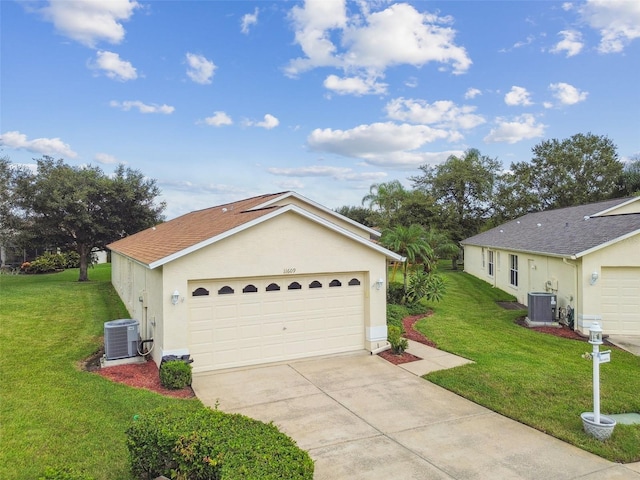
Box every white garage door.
[601,267,640,335]
[188,273,365,372]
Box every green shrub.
[22,251,81,274]
[38,467,95,480]
[126,406,314,480]
[387,325,408,354]
[386,304,409,329]
[159,360,192,390]
[386,282,405,305]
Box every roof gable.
[108,192,403,267]
[462,197,640,258]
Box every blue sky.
[2,0,639,219]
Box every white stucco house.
[461,197,640,336]
[107,192,404,373]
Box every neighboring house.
[461,197,640,336]
[107,192,404,373]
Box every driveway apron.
[192,352,640,480]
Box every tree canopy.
[7,157,165,281]
[495,133,623,220]
[410,148,501,242]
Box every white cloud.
[202,111,233,126]
[580,0,640,53]
[286,1,471,93]
[549,82,588,105]
[110,100,174,114]
[562,3,574,11]
[186,53,216,84]
[0,130,78,158]
[41,0,139,48]
[504,86,533,106]
[323,74,387,95]
[91,50,137,81]
[245,114,280,129]
[307,122,459,167]
[241,7,259,34]
[464,88,482,99]
[484,114,546,144]
[267,165,387,182]
[94,153,120,164]
[385,97,485,131]
[550,30,583,57]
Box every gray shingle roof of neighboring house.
[461,197,640,258]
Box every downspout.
[563,257,578,331]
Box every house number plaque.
[283,268,296,274]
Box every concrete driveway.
[193,352,640,479]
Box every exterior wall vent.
[104,319,139,360]
[527,292,557,323]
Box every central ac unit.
[104,319,139,360]
[527,292,556,323]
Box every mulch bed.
[378,313,435,365]
[81,347,195,399]
[81,314,604,396]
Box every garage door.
[601,267,640,335]
[188,273,365,372]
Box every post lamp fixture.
[588,322,603,424]
[171,290,180,305]
[580,321,616,440]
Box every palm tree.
[381,224,433,292]
[361,180,408,228]
[422,228,460,272]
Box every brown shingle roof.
[107,192,288,266]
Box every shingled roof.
[461,197,640,258]
[108,191,401,268]
[108,192,286,266]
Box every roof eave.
[250,191,382,239]
[147,204,403,269]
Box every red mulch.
[514,317,590,341]
[378,313,435,365]
[83,315,598,394]
[82,348,195,399]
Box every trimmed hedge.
[126,406,314,480]
[159,360,192,389]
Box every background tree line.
[336,132,639,296]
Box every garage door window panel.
[192,287,210,296]
[218,286,234,295]
[243,284,258,293]
[266,283,280,291]
[288,281,302,290]
[329,279,342,287]
[309,281,322,288]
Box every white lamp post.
[588,322,603,424]
[580,322,616,440]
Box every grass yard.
[0,265,202,480]
[415,266,640,463]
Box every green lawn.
[416,266,640,463]
[0,265,201,480]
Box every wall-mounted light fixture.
[375,278,384,290]
[590,271,599,285]
[171,290,180,305]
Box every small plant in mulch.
[388,325,409,354]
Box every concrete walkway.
[607,335,640,356]
[192,352,640,479]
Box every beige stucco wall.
[278,196,375,239]
[111,252,165,365]
[577,232,640,333]
[597,199,640,216]
[158,210,389,361]
[464,231,640,334]
[463,245,578,316]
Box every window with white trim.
[509,254,518,287]
[488,250,494,277]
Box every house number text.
[283,268,296,274]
